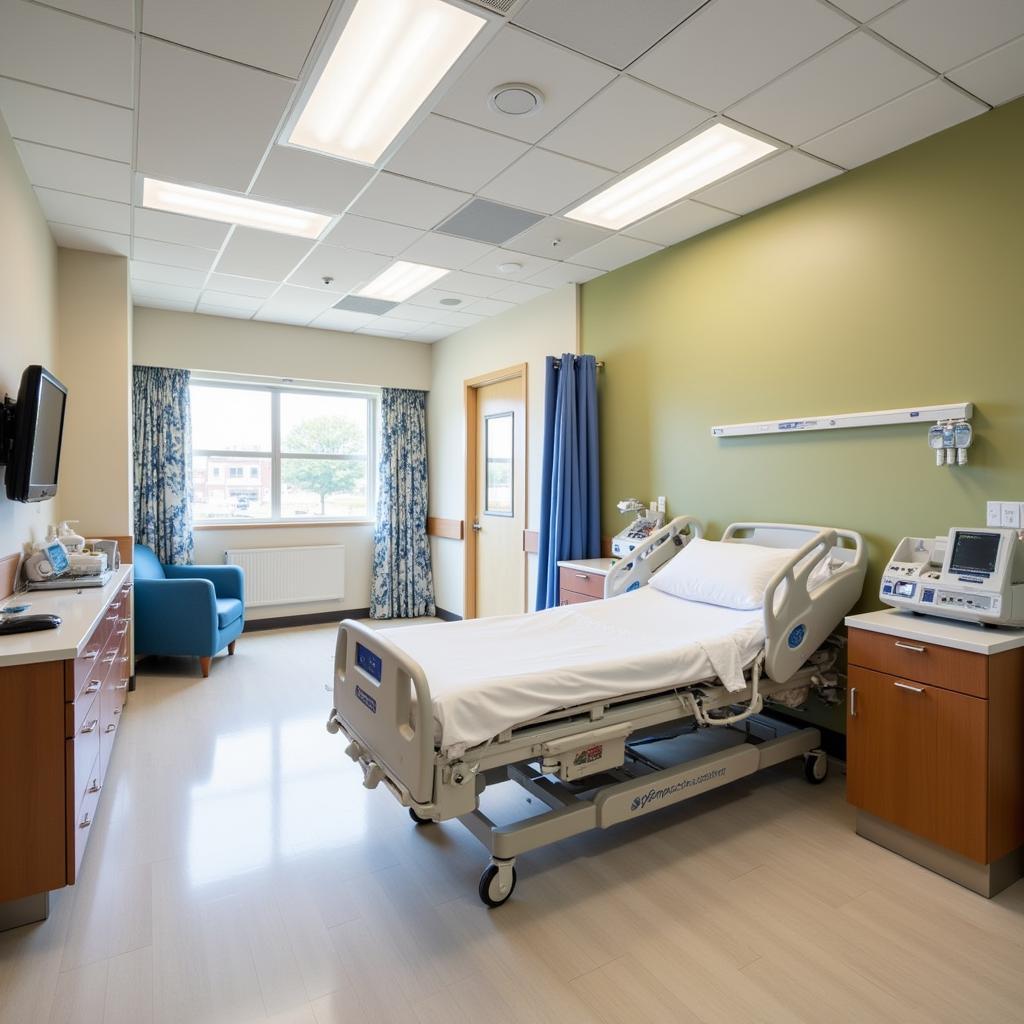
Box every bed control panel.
[356,642,382,682]
[540,723,631,781]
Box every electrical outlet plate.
[1002,503,1022,529]
[987,501,1004,527]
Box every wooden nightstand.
[845,609,1024,896]
[556,558,615,606]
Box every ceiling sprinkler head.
[322,275,334,286]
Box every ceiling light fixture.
[355,260,450,302]
[142,178,331,239]
[565,123,777,231]
[289,0,486,165]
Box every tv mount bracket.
[0,395,16,466]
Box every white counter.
[556,557,616,576]
[0,565,133,667]
[845,608,1024,655]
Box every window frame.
[190,378,379,526]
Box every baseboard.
[434,606,462,622]
[243,608,370,632]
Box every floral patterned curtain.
[370,388,435,619]
[132,365,194,564]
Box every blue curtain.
[371,388,436,619]
[535,354,600,610]
[132,365,194,565]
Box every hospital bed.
[326,518,866,906]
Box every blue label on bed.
[354,685,377,714]
[787,624,806,649]
[356,642,382,681]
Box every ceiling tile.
[385,115,529,193]
[407,288,482,310]
[358,315,425,336]
[398,233,494,270]
[15,141,129,203]
[205,273,279,298]
[513,0,701,70]
[195,303,252,320]
[525,262,604,288]
[0,1,134,106]
[406,325,453,342]
[35,187,129,233]
[504,217,611,260]
[631,0,853,112]
[133,237,219,271]
[479,149,613,215]
[463,248,558,281]
[131,261,208,288]
[216,227,314,280]
[249,145,374,215]
[435,26,616,144]
[255,285,338,325]
[36,0,134,30]
[348,173,470,230]
[872,0,1024,72]
[436,198,542,245]
[136,37,295,192]
[695,150,841,214]
[196,290,264,312]
[490,281,550,304]
[357,325,412,339]
[0,79,133,162]
[141,0,330,78]
[625,199,736,246]
[541,77,709,172]
[948,35,1024,106]
[310,309,377,332]
[132,207,230,250]
[573,235,662,271]
[134,296,194,312]
[427,308,485,328]
[829,0,900,20]
[461,297,516,317]
[49,222,130,256]
[286,247,390,292]
[803,80,987,168]
[383,304,441,324]
[324,216,423,256]
[131,281,200,305]
[428,271,507,297]
[727,32,934,144]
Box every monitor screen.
[30,375,66,488]
[949,531,1000,575]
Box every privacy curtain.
[132,365,195,565]
[371,388,436,619]
[536,353,601,610]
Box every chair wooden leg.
[228,640,236,655]
[199,656,212,678]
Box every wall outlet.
[987,501,1004,527]
[1001,502,1022,529]
[657,495,666,514]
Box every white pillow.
[649,537,794,610]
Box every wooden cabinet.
[845,612,1024,896]
[557,559,613,606]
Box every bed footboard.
[327,620,435,805]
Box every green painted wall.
[582,97,1024,612]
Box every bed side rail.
[604,515,704,598]
[328,620,435,804]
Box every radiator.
[224,545,345,606]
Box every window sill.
[194,519,375,531]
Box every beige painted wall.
[581,97,1024,613]
[57,248,133,538]
[0,112,59,558]
[428,285,578,616]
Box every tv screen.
[4,365,68,503]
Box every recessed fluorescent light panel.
[289,0,486,165]
[355,261,449,302]
[142,179,331,239]
[566,124,777,231]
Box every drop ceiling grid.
[0,0,1016,340]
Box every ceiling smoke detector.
[497,261,523,274]
[439,297,462,306]
[488,83,543,117]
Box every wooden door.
[473,377,525,618]
[847,665,988,862]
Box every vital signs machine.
[880,527,1024,627]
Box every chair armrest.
[134,578,219,654]
[164,564,245,602]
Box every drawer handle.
[894,641,926,653]
[82,648,100,660]
[102,653,117,665]
[105,613,118,622]
[84,681,101,695]
[574,573,590,580]
[849,686,857,717]
[894,682,925,694]
[81,718,98,734]
[115,681,128,691]
[88,779,101,794]
[113,707,121,716]
[105,723,116,733]
[79,813,92,829]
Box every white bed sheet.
[380,588,765,756]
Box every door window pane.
[280,392,367,455]
[484,412,513,516]
[191,385,271,452]
[193,455,272,520]
[281,457,368,518]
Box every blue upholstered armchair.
[133,544,245,677]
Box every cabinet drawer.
[69,753,101,884]
[559,589,598,606]
[69,690,101,794]
[69,638,105,702]
[68,669,104,737]
[558,567,605,599]
[848,627,987,698]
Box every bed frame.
[327,521,866,906]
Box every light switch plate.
[987,501,1004,527]
[1001,502,1021,529]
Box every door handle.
[894,682,925,694]
[472,521,482,533]
[849,686,857,717]
[894,641,926,653]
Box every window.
[484,412,513,516]
[190,380,377,523]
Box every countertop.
[0,565,133,667]
[556,557,616,576]
[845,608,1024,655]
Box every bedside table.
[556,558,615,605]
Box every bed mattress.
[380,588,766,756]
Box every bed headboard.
[721,522,862,566]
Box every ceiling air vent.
[465,0,517,15]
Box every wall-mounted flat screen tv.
[3,365,68,503]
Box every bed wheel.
[803,750,828,784]
[409,807,433,825]
[478,861,517,908]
